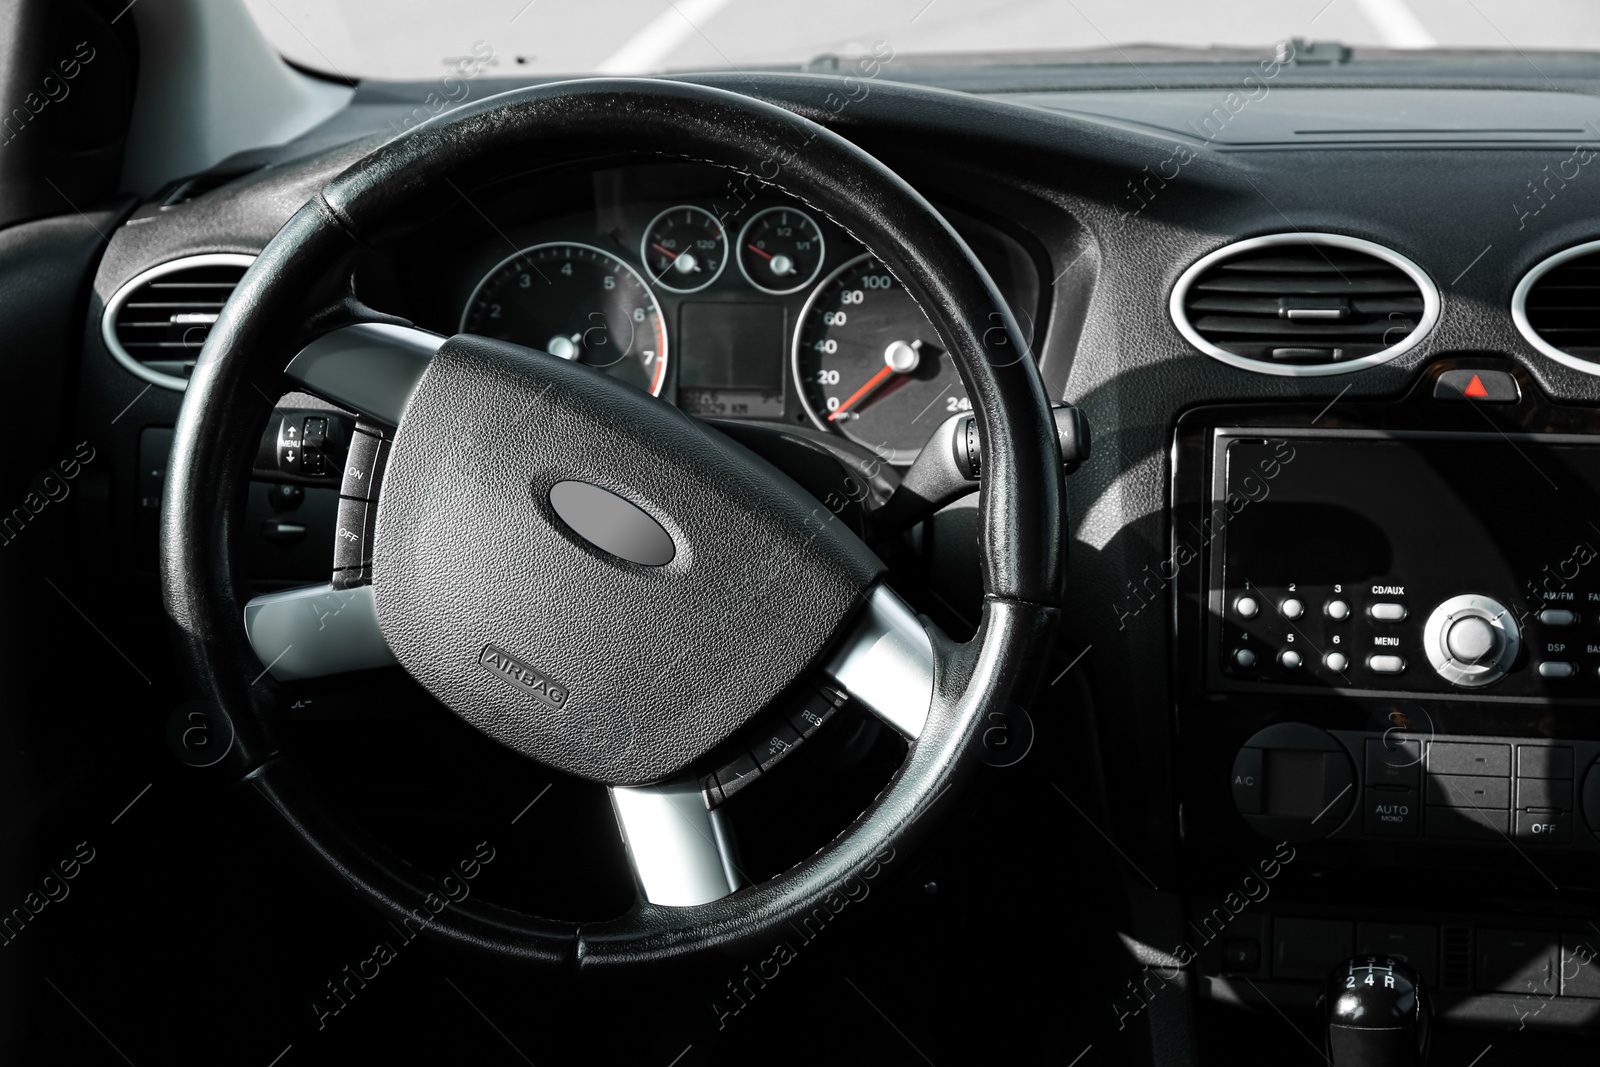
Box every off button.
[1514,810,1571,844]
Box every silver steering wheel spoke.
[243,583,397,682]
[283,322,445,425]
[609,777,741,907]
[822,584,935,741]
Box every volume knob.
[1423,594,1520,688]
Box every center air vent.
[1171,233,1439,376]
[1512,239,1600,374]
[102,253,255,390]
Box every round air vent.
[101,253,256,390]
[1171,233,1439,376]
[1512,239,1600,374]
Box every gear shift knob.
[1323,956,1430,1066]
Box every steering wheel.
[161,78,1065,974]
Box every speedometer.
[460,242,668,396]
[793,254,967,464]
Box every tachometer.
[460,242,668,396]
[793,253,967,465]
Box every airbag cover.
[372,334,882,785]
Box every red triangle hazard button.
[1433,368,1518,402]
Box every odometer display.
[460,242,668,396]
[793,254,966,464]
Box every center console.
[1172,357,1600,1034]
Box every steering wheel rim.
[162,77,1065,974]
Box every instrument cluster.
[392,161,1043,463]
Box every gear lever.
[1322,956,1430,1066]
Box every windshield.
[242,0,1600,81]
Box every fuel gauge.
[737,206,825,294]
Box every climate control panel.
[1230,726,1600,850]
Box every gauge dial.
[460,242,668,396]
[737,206,825,294]
[640,205,728,293]
[794,254,967,464]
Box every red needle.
[746,243,774,260]
[828,365,895,422]
[652,243,678,259]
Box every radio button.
[1233,648,1257,669]
[1279,649,1303,670]
[1236,596,1260,618]
[1281,598,1304,619]
[1325,600,1350,620]
[1538,661,1576,679]
[1446,616,1499,663]
[1539,608,1578,627]
[1324,651,1349,672]
[1368,654,1406,674]
[1370,603,1408,622]
[1422,594,1520,687]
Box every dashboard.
[60,63,1600,1061]
[377,161,1043,464]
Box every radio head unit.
[1207,429,1599,700]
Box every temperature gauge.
[640,205,728,293]
[737,206,825,294]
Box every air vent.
[1171,233,1439,376]
[1513,239,1600,374]
[101,254,255,390]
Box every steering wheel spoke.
[609,777,741,906]
[242,582,397,682]
[820,584,935,741]
[283,322,445,425]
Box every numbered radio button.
[1233,648,1258,669]
[1324,651,1349,672]
[1235,596,1260,619]
[1279,649,1303,670]
[1281,598,1304,619]
[1325,600,1350,620]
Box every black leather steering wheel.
[161,78,1064,975]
